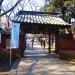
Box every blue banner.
[11,23,20,48]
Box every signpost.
[11,23,20,48]
[10,23,20,69]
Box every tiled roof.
[13,11,70,26]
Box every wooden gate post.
[48,33,51,53]
[21,33,26,57]
[24,33,26,50]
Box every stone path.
[16,41,75,75]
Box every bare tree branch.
[0,0,23,17]
[0,0,4,5]
[19,0,30,10]
[29,1,34,11]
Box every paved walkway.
[15,41,75,75]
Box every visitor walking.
[32,37,34,47]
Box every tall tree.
[41,0,75,22]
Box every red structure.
[0,31,25,60]
[55,33,75,59]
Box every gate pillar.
[48,33,51,53]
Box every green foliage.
[42,4,55,13]
[40,0,75,21]
[52,0,64,7]
[64,0,75,7]
[41,0,75,13]
[64,14,69,22]
[64,1,71,7]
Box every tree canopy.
[41,0,75,15]
[41,0,75,22]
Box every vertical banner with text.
[11,23,20,48]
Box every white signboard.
[11,23,20,48]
